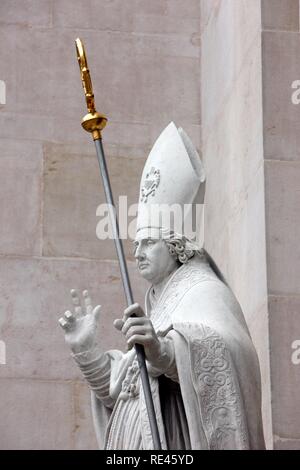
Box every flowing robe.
[75,256,265,449]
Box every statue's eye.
[147,239,155,246]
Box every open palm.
[59,289,101,355]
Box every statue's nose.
[134,245,145,260]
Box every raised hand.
[58,289,101,355]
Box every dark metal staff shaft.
[94,139,133,304]
[75,38,161,450]
[94,139,161,450]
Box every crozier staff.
[59,38,161,449]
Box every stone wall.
[0,1,201,449]
[262,0,300,450]
[200,0,272,447]
[201,0,300,450]
[1,0,299,451]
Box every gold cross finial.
[75,38,107,140]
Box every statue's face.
[134,238,178,284]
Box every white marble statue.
[59,123,265,450]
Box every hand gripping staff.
[75,38,161,450]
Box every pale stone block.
[0,26,56,118]
[54,29,200,125]
[0,23,200,147]
[202,40,265,317]
[0,112,200,164]
[226,164,267,320]
[53,118,201,157]
[0,258,147,381]
[263,31,300,161]
[200,0,220,34]
[262,0,299,31]
[202,41,264,230]
[201,0,261,131]
[269,295,300,439]
[0,139,42,256]
[205,163,267,323]
[53,0,200,34]
[0,112,55,143]
[0,113,151,150]
[0,0,52,27]
[204,166,271,448]
[133,14,199,36]
[0,24,199,127]
[73,382,98,450]
[200,4,269,437]
[0,379,74,449]
[274,437,300,450]
[265,161,300,295]
[43,142,144,260]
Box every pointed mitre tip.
[152,121,179,147]
[153,122,205,183]
[162,121,177,133]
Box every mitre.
[135,122,205,247]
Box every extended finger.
[83,290,93,314]
[63,310,75,323]
[113,318,124,331]
[123,303,145,321]
[58,317,70,331]
[93,305,101,321]
[71,289,83,316]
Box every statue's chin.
[138,266,155,283]
[139,271,152,282]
